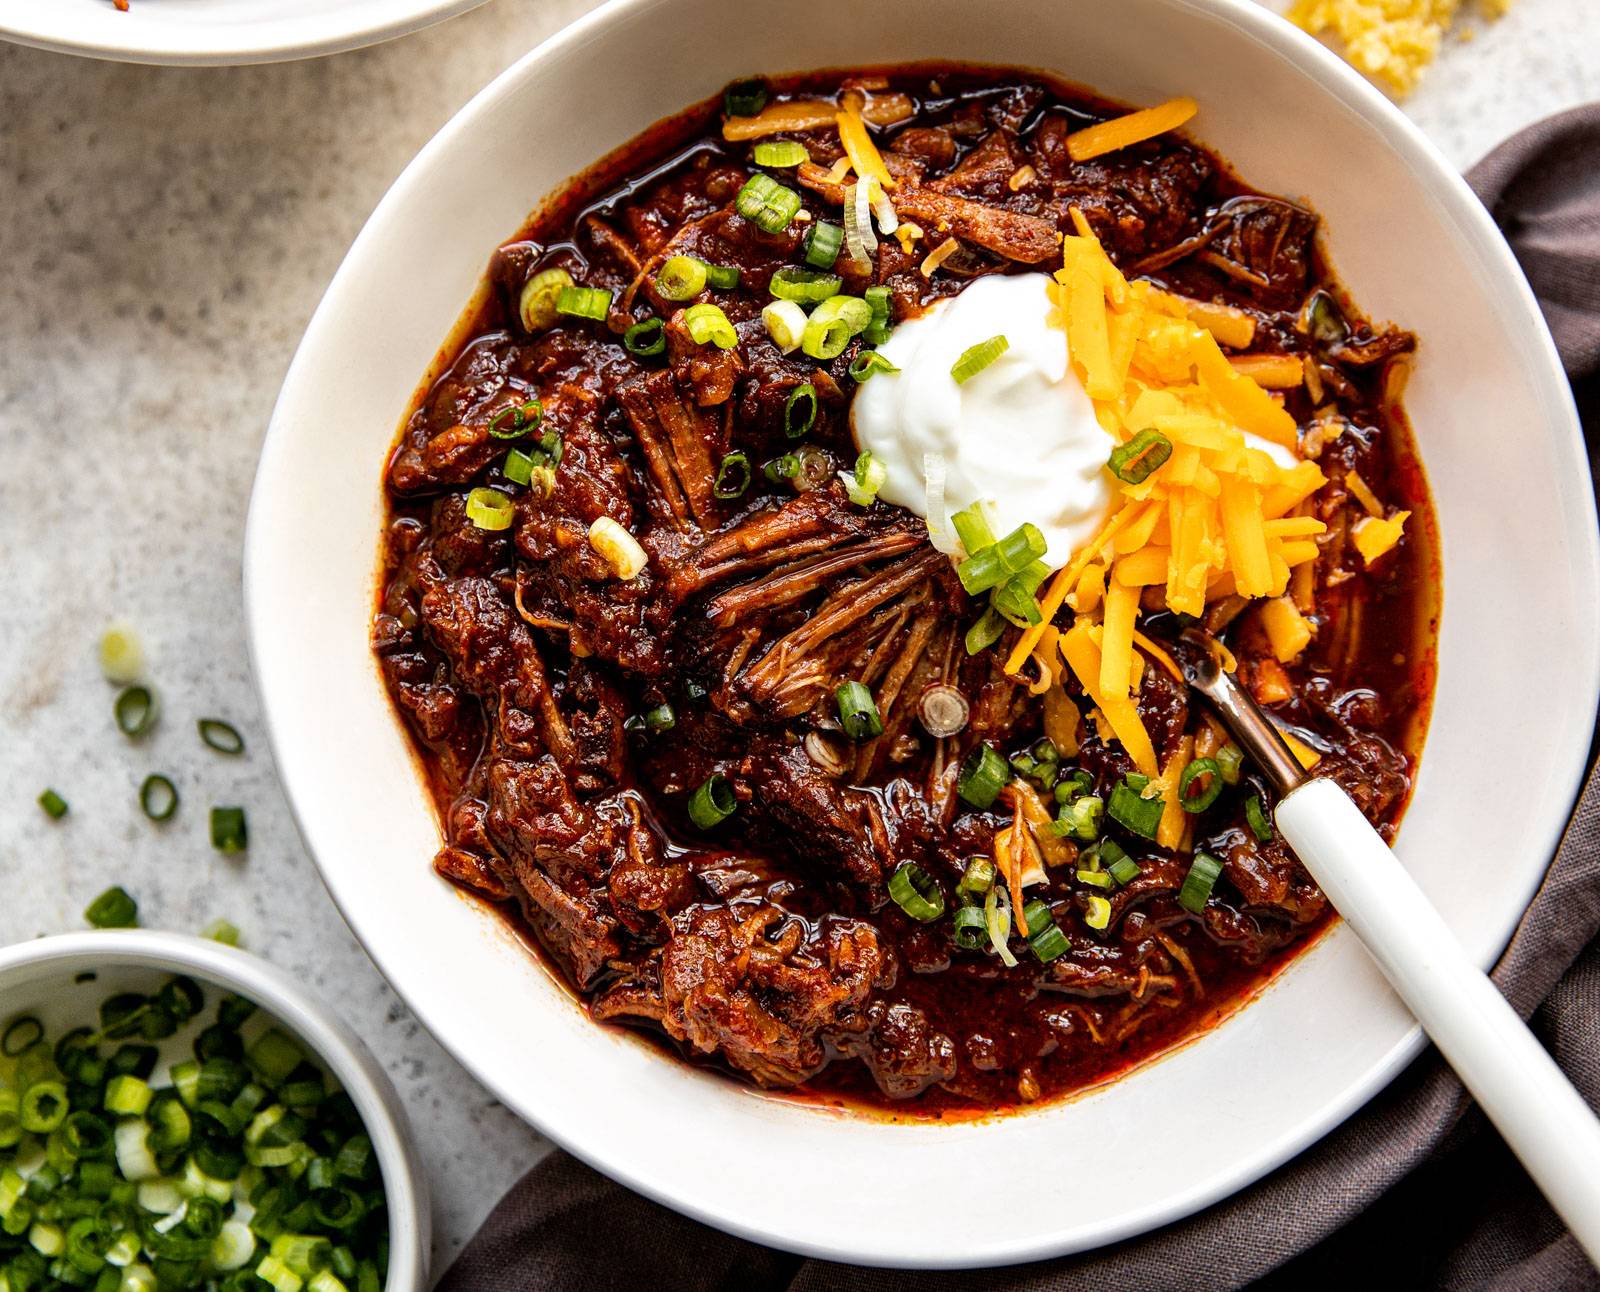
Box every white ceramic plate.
[0,0,488,66]
[245,0,1600,1267]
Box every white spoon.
[1176,629,1600,1263]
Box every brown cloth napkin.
[437,106,1600,1292]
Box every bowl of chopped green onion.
[0,932,426,1291]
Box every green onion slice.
[1178,852,1224,914]
[951,500,998,555]
[848,350,900,382]
[957,523,1046,594]
[1,1017,42,1058]
[763,454,800,484]
[964,608,1006,655]
[956,857,996,901]
[784,384,818,439]
[643,703,676,734]
[114,686,158,739]
[769,267,842,305]
[1084,894,1112,931]
[687,774,736,829]
[38,789,68,820]
[1179,757,1223,813]
[210,807,248,854]
[887,863,945,923]
[1108,428,1174,485]
[984,885,1019,968]
[952,905,988,950]
[713,452,751,500]
[762,299,808,353]
[519,267,574,331]
[1107,778,1164,839]
[503,448,536,487]
[98,621,145,685]
[835,681,883,740]
[1023,900,1069,963]
[951,334,1009,384]
[1216,742,1245,785]
[957,743,1008,810]
[1108,854,1142,886]
[735,173,802,234]
[723,78,768,117]
[1245,794,1274,842]
[465,487,516,532]
[555,285,613,321]
[139,775,178,823]
[752,140,808,167]
[197,718,245,756]
[801,220,843,270]
[844,450,888,506]
[655,255,708,301]
[705,263,741,290]
[84,886,138,930]
[683,302,738,349]
[624,317,667,357]
[487,398,543,440]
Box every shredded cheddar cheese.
[836,93,895,189]
[1352,511,1411,565]
[1067,97,1198,162]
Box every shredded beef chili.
[373,67,1438,1115]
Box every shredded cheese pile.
[1288,0,1513,96]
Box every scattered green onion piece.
[1216,742,1245,785]
[210,808,248,855]
[502,448,536,487]
[1,1018,41,1059]
[761,300,808,354]
[98,622,145,685]
[20,1083,68,1135]
[1107,778,1164,840]
[195,718,246,757]
[990,572,1043,626]
[518,267,574,331]
[1084,894,1113,931]
[464,487,515,532]
[801,294,872,360]
[654,255,708,301]
[1055,795,1104,842]
[1179,757,1223,813]
[103,1076,152,1119]
[623,317,667,357]
[1108,428,1173,485]
[1022,901,1069,963]
[983,886,1019,968]
[137,775,178,823]
[801,220,843,270]
[1245,794,1275,842]
[486,398,542,440]
[843,451,888,506]
[705,263,741,290]
[1109,854,1142,886]
[642,704,675,735]
[554,285,613,321]
[38,789,68,820]
[951,334,1009,384]
[763,454,800,485]
[683,302,738,349]
[687,774,736,830]
[734,173,802,234]
[834,682,883,740]
[202,920,241,948]
[113,687,157,739]
[956,857,996,902]
[84,887,138,930]
[848,350,899,382]
[723,78,768,117]
[768,267,842,305]
[1055,769,1094,803]
[951,500,998,556]
[964,608,1006,655]
[783,384,818,439]
[887,863,945,923]
[1178,852,1224,914]
[952,905,988,950]
[863,285,893,347]
[752,140,808,167]
[957,743,1008,810]
[957,522,1046,594]
[1076,867,1113,889]
[713,452,751,500]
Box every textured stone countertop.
[2,0,1598,1275]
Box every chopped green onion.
[1075,868,1113,889]
[957,743,1008,810]
[735,173,802,234]
[196,718,245,756]
[554,285,613,321]
[1245,794,1274,842]
[834,682,882,740]
[1109,854,1142,886]
[114,686,157,739]
[642,703,675,735]
[801,294,872,360]
[138,774,178,823]
[84,887,138,930]
[863,285,893,347]
[848,350,899,382]
[1216,742,1245,785]
[956,857,996,902]
[1108,428,1173,485]
[1055,794,1103,842]
[687,774,736,829]
[465,486,515,532]
[887,863,944,923]
[20,1083,68,1134]
[103,1076,152,1118]
[1055,769,1093,803]
[983,886,1019,968]
[723,78,768,117]
[487,398,542,440]
[683,302,738,349]
[761,299,808,353]
[783,384,818,439]
[952,905,988,950]
[1022,900,1069,962]
[210,808,248,854]
[705,263,741,290]
[519,267,574,331]
[1179,757,1223,813]
[38,789,68,820]
[951,500,998,555]
[203,919,242,946]
[957,523,1046,594]
[965,608,1006,655]
[951,334,1009,384]
[1,1018,41,1058]
[752,140,808,167]
[844,450,888,506]
[801,220,843,269]
[1178,852,1224,914]
[990,570,1044,626]
[98,621,145,685]
[1107,777,1164,839]
[713,452,751,500]
[654,255,708,301]
[763,454,800,484]
[769,267,842,305]
[503,448,536,487]
[623,317,667,357]
[1084,894,1112,931]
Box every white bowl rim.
[0,0,488,67]
[0,931,429,1290]
[243,0,1600,1268]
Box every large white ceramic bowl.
[0,0,487,66]
[0,932,428,1288]
[245,0,1600,1268]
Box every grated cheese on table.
[1287,0,1513,96]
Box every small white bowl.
[0,931,428,1290]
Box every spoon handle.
[1277,777,1600,1262]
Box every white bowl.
[0,0,487,66]
[245,0,1600,1268]
[0,932,428,1289]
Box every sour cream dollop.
[850,273,1113,566]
